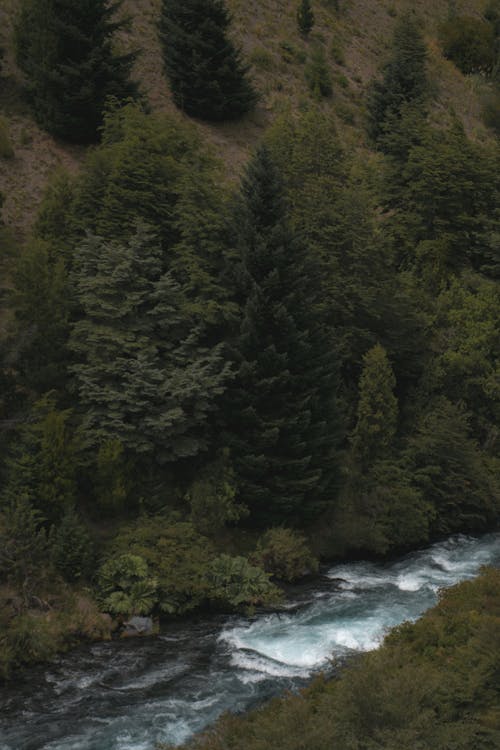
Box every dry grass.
[0,0,494,241]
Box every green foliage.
[186,455,248,535]
[13,237,70,391]
[2,395,81,523]
[97,553,158,617]
[439,16,496,74]
[0,497,48,595]
[390,120,499,279]
[111,517,216,615]
[430,276,500,441]
[222,146,340,525]
[94,439,131,515]
[251,528,318,582]
[14,0,138,142]
[406,398,499,535]
[70,226,230,460]
[0,609,58,679]
[0,117,14,159]
[50,507,94,583]
[297,0,315,36]
[205,554,281,610]
[482,86,500,135]
[305,46,332,98]
[330,457,431,556]
[159,0,257,120]
[72,104,232,325]
[351,344,398,468]
[367,13,427,146]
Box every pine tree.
[297,0,315,36]
[223,147,340,526]
[70,226,230,461]
[351,344,398,469]
[367,13,427,147]
[15,0,138,142]
[159,0,257,120]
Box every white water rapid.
[0,533,499,750]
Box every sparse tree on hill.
[297,0,315,37]
[159,0,257,120]
[15,0,138,143]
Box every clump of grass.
[330,38,345,65]
[250,47,275,71]
[280,40,307,64]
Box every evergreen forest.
[0,2,499,740]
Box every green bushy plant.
[97,553,158,617]
[439,16,496,74]
[252,528,318,582]
[111,517,216,615]
[206,555,282,610]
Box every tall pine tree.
[159,0,257,120]
[15,0,138,142]
[223,147,340,526]
[367,13,427,147]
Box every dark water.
[1,533,499,750]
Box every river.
[1,532,499,750]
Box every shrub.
[111,517,216,615]
[50,507,94,583]
[97,553,158,617]
[439,16,496,74]
[206,555,282,610]
[186,457,247,535]
[482,87,500,134]
[0,117,14,159]
[251,528,318,582]
[305,46,332,98]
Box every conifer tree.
[297,0,315,36]
[367,13,427,147]
[70,226,230,462]
[15,0,138,142]
[223,147,340,526]
[351,344,398,469]
[159,0,257,120]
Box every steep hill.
[0,0,495,239]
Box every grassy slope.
[0,0,495,241]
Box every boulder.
[121,616,154,637]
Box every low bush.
[206,555,282,611]
[439,16,496,74]
[251,528,318,582]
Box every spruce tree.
[15,0,138,142]
[297,0,315,36]
[223,147,340,526]
[159,0,257,120]
[367,13,427,147]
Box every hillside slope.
[0,0,495,239]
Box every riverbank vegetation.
[1,0,500,677]
[168,566,500,750]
